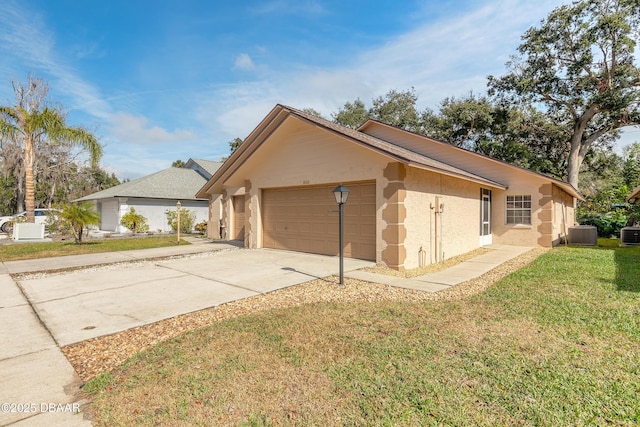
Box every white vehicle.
[0,209,58,234]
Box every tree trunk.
[566,109,598,190]
[24,136,35,223]
[567,136,583,190]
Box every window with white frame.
[506,195,531,225]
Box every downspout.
[433,201,439,263]
[434,196,442,263]
[430,202,434,264]
[439,200,445,262]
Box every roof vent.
[568,225,597,246]
[620,227,640,246]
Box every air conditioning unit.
[620,227,640,246]
[568,225,597,245]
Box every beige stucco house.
[197,105,583,270]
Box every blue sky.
[1,0,638,180]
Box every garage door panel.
[262,182,375,260]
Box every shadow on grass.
[590,238,640,292]
[614,245,640,292]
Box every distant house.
[78,158,222,233]
[197,105,583,271]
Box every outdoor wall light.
[332,184,350,284]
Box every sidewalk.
[0,237,240,275]
[346,244,533,292]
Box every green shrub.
[44,209,70,236]
[58,201,101,244]
[120,207,149,233]
[166,208,196,233]
[194,221,207,235]
[577,209,630,237]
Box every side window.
[506,195,531,225]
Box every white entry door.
[480,188,492,246]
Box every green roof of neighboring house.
[77,159,221,202]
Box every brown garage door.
[262,181,376,260]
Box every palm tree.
[58,201,101,243]
[0,77,102,223]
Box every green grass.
[86,242,640,426]
[0,236,191,261]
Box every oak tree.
[488,0,640,189]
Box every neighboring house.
[196,105,583,270]
[78,158,222,233]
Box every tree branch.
[542,93,578,118]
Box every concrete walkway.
[346,244,534,292]
[0,239,533,426]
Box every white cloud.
[233,53,256,71]
[195,0,566,143]
[109,112,196,145]
[0,1,111,119]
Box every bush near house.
[120,207,149,234]
[166,208,196,234]
[194,221,207,235]
[577,185,640,237]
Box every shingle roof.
[187,158,223,178]
[197,104,508,197]
[77,167,208,201]
[197,104,584,200]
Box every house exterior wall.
[97,198,208,233]
[221,187,244,240]
[489,176,556,247]
[402,167,577,268]
[210,112,579,270]
[403,167,483,269]
[219,117,390,263]
[552,184,577,244]
[208,194,223,239]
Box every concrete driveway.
[1,245,371,425]
[17,248,374,347]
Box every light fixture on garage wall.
[332,184,350,285]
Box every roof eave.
[359,120,585,201]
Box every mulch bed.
[61,248,548,382]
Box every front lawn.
[86,242,640,426]
[0,236,191,262]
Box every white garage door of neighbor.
[100,200,119,231]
